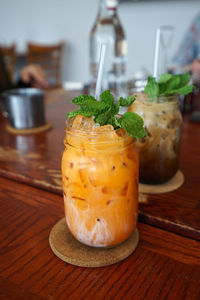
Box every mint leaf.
[158,74,174,94]
[158,73,173,84]
[67,110,84,118]
[72,95,108,114]
[119,95,136,107]
[175,85,194,95]
[144,77,159,99]
[114,100,121,115]
[100,90,114,106]
[166,76,180,91]
[113,95,136,117]
[72,94,96,105]
[99,89,120,119]
[94,107,112,125]
[69,94,109,118]
[175,74,190,88]
[160,76,180,94]
[160,76,180,95]
[68,109,98,119]
[159,83,167,94]
[166,85,194,95]
[118,112,147,139]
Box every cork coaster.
[139,170,184,194]
[49,218,139,267]
[6,122,52,135]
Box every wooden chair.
[0,43,16,81]
[27,42,64,87]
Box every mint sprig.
[118,112,147,139]
[144,73,194,99]
[67,90,147,139]
[144,77,159,100]
[67,95,109,118]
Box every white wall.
[0,0,199,83]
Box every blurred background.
[0,0,199,84]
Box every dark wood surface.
[0,89,76,194]
[0,176,200,300]
[0,89,200,242]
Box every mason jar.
[62,116,139,247]
[129,93,183,184]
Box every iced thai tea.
[62,115,139,247]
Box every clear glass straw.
[153,28,161,80]
[95,43,107,99]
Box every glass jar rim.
[135,92,178,104]
[64,119,134,146]
[65,118,128,136]
[148,94,178,103]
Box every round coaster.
[49,218,139,267]
[139,170,184,194]
[6,122,52,135]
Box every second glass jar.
[129,93,183,184]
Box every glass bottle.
[89,0,128,99]
[62,116,138,247]
[129,93,183,184]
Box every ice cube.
[93,124,114,132]
[93,123,100,129]
[72,115,95,131]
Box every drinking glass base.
[139,170,184,194]
[49,218,139,267]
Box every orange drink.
[62,115,139,247]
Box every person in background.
[0,49,47,94]
[170,14,200,122]
[170,14,200,81]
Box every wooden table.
[0,89,200,299]
[0,89,199,240]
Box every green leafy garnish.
[144,77,159,100]
[67,90,147,139]
[144,73,194,100]
[118,112,147,139]
[158,73,173,84]
[67,95,109,118]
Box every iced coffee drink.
[129,92,183,184]
[62,115,139,247]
